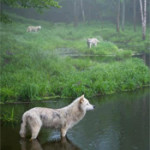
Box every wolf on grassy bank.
[27,26,41,32]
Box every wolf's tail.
[19,114,27,138]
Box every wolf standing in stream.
[19,95,95,140]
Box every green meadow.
[0,14,150,102]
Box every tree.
[0,0,60,8]
[139,0,147,40]
[116,0,121,32]
[73,0,78,26]
[0,0,60,23]
[121,0,126,31]
[133,0,137,32]
[80,0,85,22]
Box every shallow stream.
[1,88,149,150]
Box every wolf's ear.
[79,95,84,103]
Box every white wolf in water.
[27,26,41,32]
[87,38,100,48]
[19,95,95,140]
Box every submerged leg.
[61,128,68,138]
[28,116,42,140]
[20,117,27,138]
[30,125,42,140]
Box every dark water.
[0,88,149,150]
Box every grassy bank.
[1,50,150,102]
[0,13,150,102]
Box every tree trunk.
[143,0,147,40]
[133,0,137,32]
[80,0,85,22]
[73,0,78,27]
[116,0,121,32]
[88,2,92,23]
[122,0,125,31]
[139,0,147,40]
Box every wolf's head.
[79,95,95,111]
[38,26,41,29]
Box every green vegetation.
[0,14,150,102]
[0,107,18,125]
[99,26,150,54]
[1,0,60,9]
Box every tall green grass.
[0,107,18,125]
[1,46,150,102]
[0,13,150,102]
[60,58,150,97]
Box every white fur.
[87,38,100,48]
[27,26,41,32]
[19,95,94,140]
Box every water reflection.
[20,137,81,150]
[1,88,149,150]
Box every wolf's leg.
[30,125,42,140]
[20,117,27,138]
[61,128,68,137]
[89,43,92,48]
[28,116,42,140]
